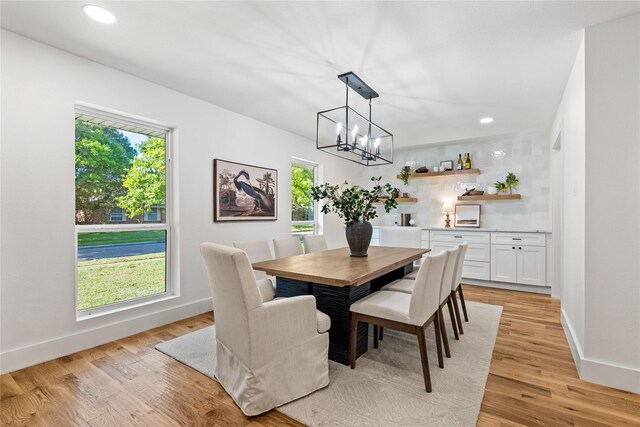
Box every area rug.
[156,300,502,426]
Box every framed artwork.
[214,159,277,222]
[440,160,454,171]
[454,204,480,228]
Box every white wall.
[550,35,586,358]
[583,14,640,391]
[551,14,640,393]
[0,31,354,373]
[362,132,551,231]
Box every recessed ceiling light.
[480,117,494,124]
[83,5,117,24]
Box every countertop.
[373,225,551,234]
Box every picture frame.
[213,159,278,222]
[454,204,480,228]
[440,160,454,171]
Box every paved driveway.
[78,241,165,261]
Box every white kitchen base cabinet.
[516,245,546,286]
[491,244,518,283]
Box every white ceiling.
[2,1,639,147]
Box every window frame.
[143,207,161,222]
[291,158,319,236]
[74,104,174,319]
[109,208,126,222]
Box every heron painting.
[214,159,277,221]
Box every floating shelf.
[457,194,521,201]
[376,197,418,203]
[397,169,481,180]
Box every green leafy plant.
[311,177,397,226]
[400,165,412,185]
[505,172,519,194]
[494,180,507,192]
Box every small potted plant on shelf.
[505,172,519,194]
[494,180,508,193]
[400,165,411,185]
[312,177,397,257]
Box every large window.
[75,106,171,315]
[291,159,318,237]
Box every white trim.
[0,297,213,374]
[561,309,640,393]
[463,278,551,295]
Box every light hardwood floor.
[1,285,639,426]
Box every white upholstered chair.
[349,250,449,392]
[200,243,330,416]
[303,235,328,253]
[273,237,304,258]
[233,240,276,297]
[450,243,469,335]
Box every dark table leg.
[274,262,414,365]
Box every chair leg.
[373,325,379,349]
[438,307,451,358]
[434,312,444,368]
[416,325,432,393]
[458,286,469,322]
[446,297,459,340]
[350,314,358,369]
[451,291,464,335]
[379,326,384,341]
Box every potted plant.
[494,180,507,193]
[400,165,411,185]
[505,172,519,194]
[312,177,397,257]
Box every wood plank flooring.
[2,285,639,426]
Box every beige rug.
[157,300,502,426]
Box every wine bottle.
[457,154,463,170]
[464,153,471,169]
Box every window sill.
[76,293,179,321]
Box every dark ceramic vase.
[345,220,373,257]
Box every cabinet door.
[517,246,546,286]
[491,244,517,283]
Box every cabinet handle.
[512,246,515,249]
[519,247,522,250]
[512,238,522,240]
[454,236,462,238]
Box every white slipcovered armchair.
[200,243,330,416]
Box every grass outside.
[77,252,166,310]
[77,230,166,247]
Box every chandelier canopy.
[316,72,393,166]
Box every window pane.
[75,121,166,225]
[77,230,167,310]
[291,223,315,238]
[291,165,314,222]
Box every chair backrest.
[273,237,304,258]
[451,242,468,291]
[303,235,328,253]
[233,240,273,280]
[410,250,449,325]
[200,243,262,367]
[440,246,461,304]
[379,226,421,248]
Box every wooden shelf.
[397,169,480,179]
[376,197,418,203]
[457,194,521,201]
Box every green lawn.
[291,224,314,234]
[77,230,166,247]
[77,253,166,310]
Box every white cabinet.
[462,260,491,280]
[491,244,518,283]
[490,234,547,287]
[517,245,546,286]
[429,230,491,281]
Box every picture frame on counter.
[440,160,454,171]
[454,204,480,228]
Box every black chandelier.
[316,72,393,166]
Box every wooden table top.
[252,246,430,287]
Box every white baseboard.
[561,309,640,393]
[0,297,213,374]
[462,279,551,295]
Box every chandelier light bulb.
[336,122,342,135]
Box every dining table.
[252,246,430,365]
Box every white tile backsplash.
[363,131,551,230]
